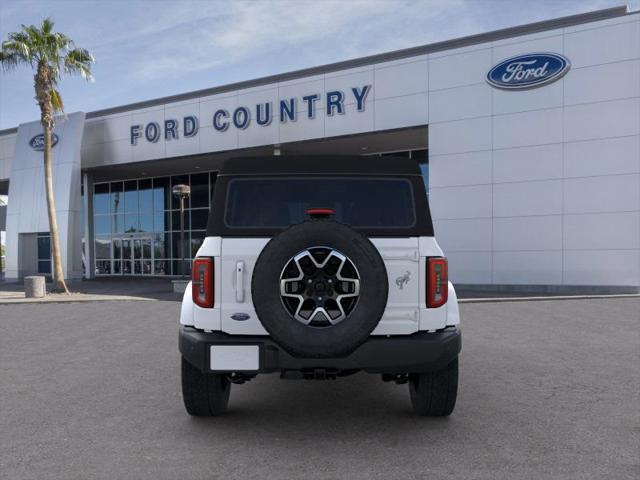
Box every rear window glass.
[224,177,416,229]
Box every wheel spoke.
[280,247,360,327]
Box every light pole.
[172,184,191,278]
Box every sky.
[0,0,637,130]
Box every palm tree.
[0,18,94,293]
[0,196,5,274]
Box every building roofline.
[0,5,631,136]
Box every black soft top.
[218,155,423,177]
[208,155,433,237]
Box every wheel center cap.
[280,247,361,327]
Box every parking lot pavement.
[0,298,638,480]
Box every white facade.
[0,7,638,291]
[428,13,640,289]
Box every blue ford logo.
[487,53,570,90]
[29,133,59,151]
[231,313,250,321]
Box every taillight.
[427,257,448,308]
[192,257,214,308]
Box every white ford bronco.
[179,155,461,416]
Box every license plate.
[210,345,259,371]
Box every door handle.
[236,261,245,302]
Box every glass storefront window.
[190,231,205,257]
[38,260,51,274]
[111,182,123,215]
[112,214,124,234]
[154,260,170,275]
[173,260,191,276]
[171,210,190,231]
[124,213,139,232]
[37,232,52,275]
[94,184,110,214]
[37,234,51,260]
[95,236,111,259]
[191,209,208,230]
[139,212,153,232]
[153,212,168,232]
[153,233,168,258]
[171,232,188,259]
[113,238,122,260]
[153,177,170,211]
[94,215,110,235]
[96,260,111,275]
[93,171,214,276]
[139,179,153,212]
[124,180,138,213]
[190,173,209,208]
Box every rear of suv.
[179,155,461,416]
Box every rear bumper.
[179,326,461,374]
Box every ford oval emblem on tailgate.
[231,313,250,321]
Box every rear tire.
[181,357,231,416]
[409,357,458,416]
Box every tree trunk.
[43,122,69,293]
[35,63,69,294]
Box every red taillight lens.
[192,257,214,308]
[427,257,448,308]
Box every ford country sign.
[487,53,570,90]
[129,84,371,146]
[29,133,59,151]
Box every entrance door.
[132,237,153,275]
[113,236,153,275]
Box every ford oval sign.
[487,53,570,90]
[29,133,59,151]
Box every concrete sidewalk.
[0,277,183,303]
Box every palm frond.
[2,36,32,63]
[64,47,94,81]
[22,24,42,47]
[2,18,95,115]
[41,17,54,35]
[0,51,20,70]
[50,88,64,113]
[53,32,72,50]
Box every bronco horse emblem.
[395,270,411,290]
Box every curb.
[0,295,154,305]
[458,293,640,304]
[2,293,638,306]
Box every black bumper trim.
[179,326,461,374]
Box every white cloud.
[93,0,474,81]
[0,0,627,129]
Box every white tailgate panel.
[220,238,270,335]
[370,238,421,335]
[215,235,453,336]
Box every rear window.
[224,177,416,229]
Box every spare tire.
[251,220,388,358]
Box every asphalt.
[0,298,638,480]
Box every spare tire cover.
[251,220,388,358]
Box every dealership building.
[0,6,639,292]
